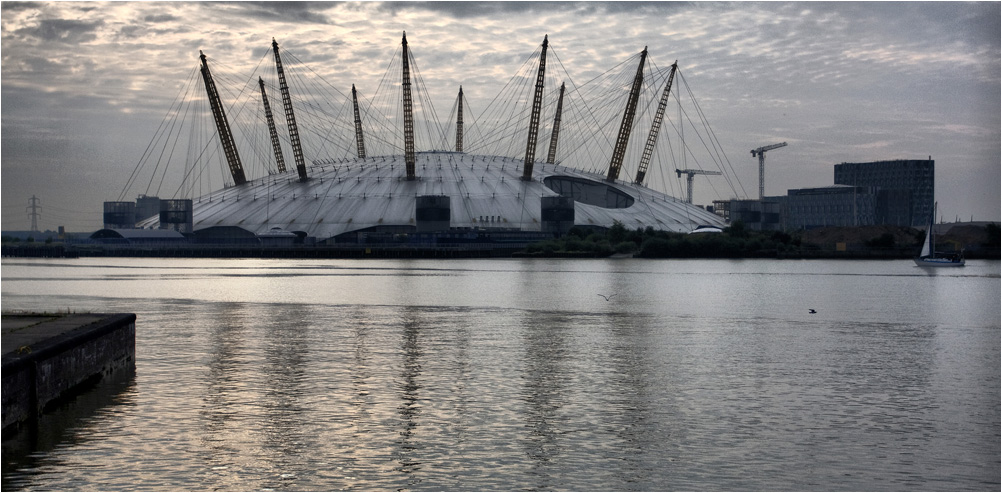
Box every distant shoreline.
[2,244,998,260]
[3,222,999,260]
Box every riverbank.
[523,222,1000,259]
[3,223,998,260]
[1,313,136,437]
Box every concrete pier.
[2,313,136,436]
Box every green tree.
[725,220,748,238]
[608,221,628,244]
[866,233,896,249]
[985,223,1000,249]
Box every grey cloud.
[0,2,39,13]
[14,18,105,44]
[376,1,547,18]
[383,1,693,19]
[1,1,998,227]
[213,2,335,25]
[144,13,179,23]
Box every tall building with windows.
[833,158,934,227]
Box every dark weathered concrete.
[1,313,136,436]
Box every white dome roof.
[138,151,723,239]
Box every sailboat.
[914,202,965,267]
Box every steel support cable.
[408,55,448,151]
[345,60,399,156]
[184,96,200,198]
[553,52,632,172]
[677,70,744,199]
[671,91,727,189]
[284,72,353,161]
[475,71,524,157]
[118,65,201,201]
[361,85,406,156]
[475,51,535,158]
[211,50,270,127]
[218,75,274,179]
[655,140,678,200]
[300,97,352,161]
[677,87,728,204]
[304,143,350,233]
[653,86,726,204]
[138,96,179,198]
[509,64,537,162]
[282,61,351,156]
[147,75,201,198]
[227,75,274,178]
[229,80,275,178]
[442,94,459,150]
[184,97,203,197]
[362,63,395,157]
[256,83,280,175]
[171,98,226,200]
[152,94,197,197]
[371,49,406,155]
[465,48,538,156]
[282,49,350,102]
[353,87,400,155]
[251,98,278,175]
[461,94,488,154]
[675,90,734,201]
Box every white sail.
[919,202,936,258]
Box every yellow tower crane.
[675,169,722,204]
[751,142,787,199]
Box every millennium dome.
[124,33,731,243]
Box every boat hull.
[914,257,965,267]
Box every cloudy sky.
[2,1,999,232]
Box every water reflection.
[519,309,571,489]
[259,303,313,488]
[0,259,997,491]
[605,310,678,489]
[395,310,423,481]
[1,371,136,490]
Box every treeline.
[522,221,930,258]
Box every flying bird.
[809,309,817,314]
[597,293,617,301]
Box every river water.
[1,258,999,491]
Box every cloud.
[1,1,999,230]
[13,17,104,43]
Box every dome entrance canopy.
[543,175,634,209]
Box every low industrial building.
[784,185,877,229]
[717,158,935,231]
